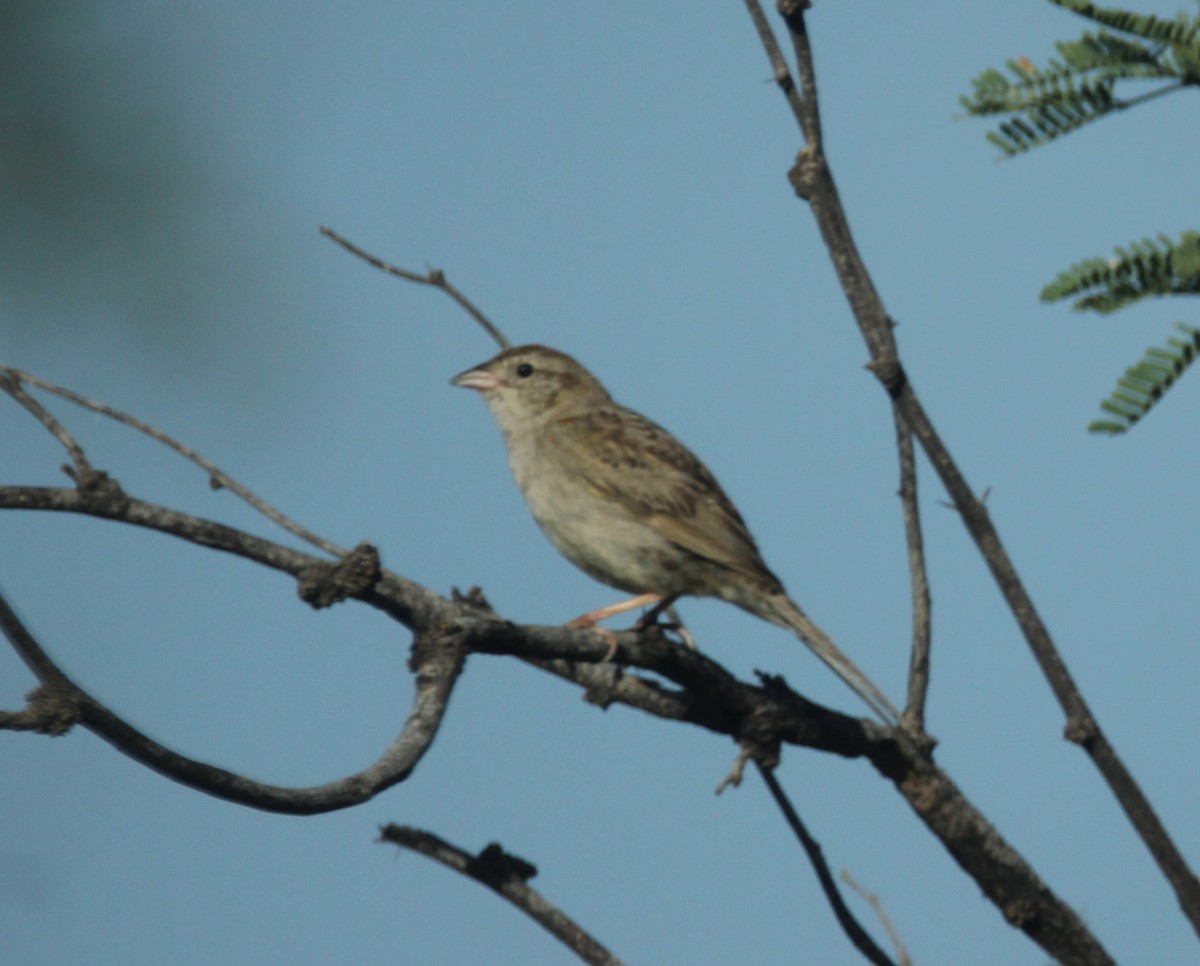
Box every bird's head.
[452,344,611,430]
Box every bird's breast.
[504,431,692,596]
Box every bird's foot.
[565,615,621,662]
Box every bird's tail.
[762,593,900,724]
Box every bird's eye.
[515,362,534,378]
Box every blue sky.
[3,3,1199,964]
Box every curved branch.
[0,586,466,815]
[380,826,626,966]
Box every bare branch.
[757,763,897,966]
[742,3,1149,960]
[320,226,511,350]
[380,826,626,966]
[741,0,806,128]
[0,365,345,558]
[893,415,932,730]
[0,684,81,734]
[0,584,467,814]
[840,868,912,966]
[0,368,93,481]
[897,383,1200,937]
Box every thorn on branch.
[937,486,991,513]
[776,0,812,16]
[451,585,497,615]
[296,541,381,608]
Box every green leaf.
[1041,231,1200,313]
[1049,0,1200,46]
[1087,323,1200,434]
[961,5,1199,157]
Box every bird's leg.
[566,593,666,662]
[567,593,665,629]
[633,594,679,629]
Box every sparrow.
[452,344,898,723]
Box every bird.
[452,343,899,724]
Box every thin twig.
[894,414,931,730]
[840,869,912,966]
[380,826,625,966]
[320,226,511,349]
[714,745,752,794]
[741,0,805,128]
[0,365,346,558]
[0,370,93,480]
[1114,79,1186,112]
[756,763,896,966]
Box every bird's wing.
[546,406,774,581]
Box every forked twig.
[320,226,511,350]
[0,366,345,558]
[0,370,92,480]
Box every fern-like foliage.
[961,2,1200,155]
[1041,231,1200,313]
[1050,0,1200,46]
[1089,323,1200,433]
[967,4,1200,434]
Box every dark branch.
[380,826,626,966]
[757,763,897,966]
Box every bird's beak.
[451,366,504,391]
